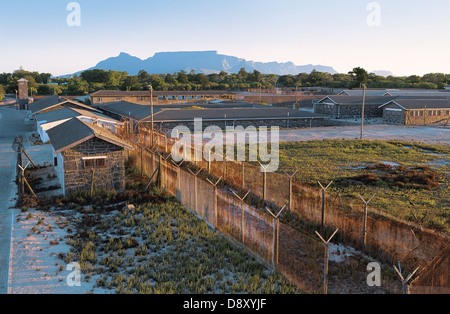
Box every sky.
[0,0,449,77]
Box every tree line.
[1,67,450,98]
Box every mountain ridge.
[65,51,338,77]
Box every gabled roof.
[384,91,450,97]
[35,107,120,125]
[149,107,327,122]
[97,101,153,120]
[379,99,450,110]
[29,95,101,115]
[47,118,133,154]
[338,90,388,96]
[318,95,395,105]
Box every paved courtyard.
[0,107,34,294]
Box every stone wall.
[62,137,126,195]
[158,118,326,132]
[383,108,406,125]
[315,103,383,119]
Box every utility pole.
[316,229,339,295]
[149,85,154,147]
[361,84,367,140]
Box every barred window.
[83,157,107,169]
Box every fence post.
[232,190,251,244]
[171,160,184,201]
[161,153,171,189]
[316,229,339,295]
[266,205,287,270]
[318,181,333,227]
[188,168,203,214]
[241,161,245,188]
[358,193,376,247]
[284,170,298,211]
[259,163,272,202]
[207,177,222,229]
[393,262,420,295]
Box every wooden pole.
[90,169,95,198]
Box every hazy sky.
[1,0,449,76]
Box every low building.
[29,95,100,115]
[147,107,328,131]
[380,99,450,125]
[90,90,236,105]
[46,118,134,196]
[34,107,121,143]
[314,95,393,118]
[96,100,269,122]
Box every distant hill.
[65,51,338,77]
[371,70,394,77]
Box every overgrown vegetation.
[277,139,450,232]
[56,187,300,294]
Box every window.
[83,157,107,169]
[54,157,58,167]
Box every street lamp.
[148,85,154,146]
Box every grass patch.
[276,139,450,232]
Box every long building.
[90,90,237,105]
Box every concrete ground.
[198,124,450,146]
[0,107,35,294]
[278,124,450,145]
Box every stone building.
[314,95,394,119]
[18,78,29,110]
[90,90,236,106]
[29,95,100,115]
[147,107,328,131]
[46,117,134,196]
[380,99,450,125]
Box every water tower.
[17,78,29,110]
